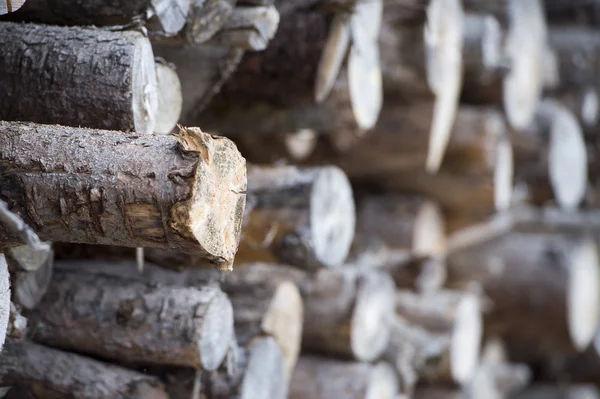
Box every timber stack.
[1,0,600,398]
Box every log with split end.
[165,336,289,399]
[0,123,247,271]
[512,99,588,211]
[26,268,235,370]
[0,23,158,134]
[289,357,399,399]
[388,290,483,387]
[237,164,355,270]
[448,232,600,359]
[0,340,169,399]
[154,60,183,135]
[0,0,189,35]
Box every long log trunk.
[0,340,169,399]
[154,60,183,135]
[0,123,247,271]
[0,23,158,134]
[289,356,398,399]
[512,99,588,211]
[448,232,600,360]
[164,336,289,399]
[0,0,189,36]
[27,267,235,370]
[0,254,10,352]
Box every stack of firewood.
[1,0,600,398]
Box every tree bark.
[0,22,158,134]
[27,267,235,370]
[154,59,183,135]
[164,336,289,399]
[0,340,169,399]
[236,164,356,270]
[0,254,10,352]
[0,0,189,35]
[512,99,588,211]
[289,356,399,399]
[447,231,600,361]
[0,123,247,271]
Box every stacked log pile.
[2,0,600,398]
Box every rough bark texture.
[448,232,600,360]
[289,357,399,399]
[0,23,158,134]
[0,254,10,352]
[27,268,234,370]
[0,340,169,399]
[0,0,190,35]
[164,336,289,399]
[154,60,183,135]
[237,165,355,270]
[0,123,247,271]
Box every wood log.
[0,0,189,36]
[27,267,234,370]
[448,231,600,360]
[0,123,247,271]
[0,0,25,14]
[0,22,158,134]
[10,247,52,310]
[0,254,10,352]
[461,0,547,130]
[510,384,600,399]
[349,195,446,265]
[289,356,398,399]
[387,290,483,388]
[155,59,183,135]
[164,336,288,399]
[385,256,447,293]
[0,340,169,399]
[236,164,355,270]
[512,99,588,211]
[7,302,27,341]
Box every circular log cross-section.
[154,61,183,134]
[448,232,600,359]
[299,268,395,361]
[289,357,398,399]
[0,340,169,399]
[0,23,158,134]
[12,248,53,311]
[0,0,190,36]
[27,269,235,370]
[0,123,247,271]
[239,165,355,270]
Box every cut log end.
[0,0,26,15]
[310,166,356,268]
[0,254,10,352]
[154,61,183,135]
[413,200,447,257]
[315,13,351,104]
[424,0,465,172]
[351,271,395,361]
[150,0,191,36]
[199,288,235,370]
[494,133,514,211]
[545,102,588,210]
[284,129,317,161]
[450,292,483,383]
[132,36,159,135]
[239,336,289,399]
[262,280,303,377]
[14,249,53,310]
[568,236,600,350]
[173,126,247,271]
[581,88,599,127]
[502,0,547,130]
[365,362,400,399]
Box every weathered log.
[387,290,482,388]
[0,123,247,271]
[10,247,52,310]
[512,99,588,210]
[510,384,600,399]
[289,356,398,399]
[448,232,600,360]
[462,0,547,130]
[27,268,234,370]
[0,254,10,352]
[164,336,288,399]
[349,195,446,265]
[236,165,355,270]
[154,60,183,135]
[0,0,25,15]
[0,23,158,134]
[0,340,169,399]
[0,0,189,35]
